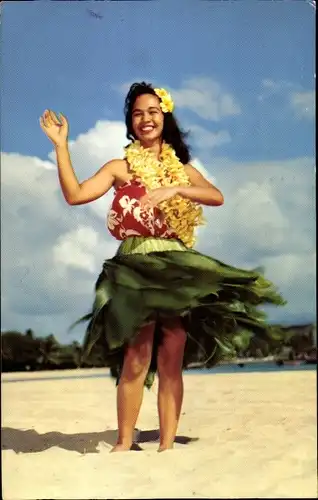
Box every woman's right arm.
[40,109,118,205]
[55,142,117,205]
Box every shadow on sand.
[1,427,199,454]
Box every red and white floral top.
[107,179,177,241]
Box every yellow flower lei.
[125,141,205,248]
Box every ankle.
[117,438,133,447]
[159,441,174,449]
[158,443,174,452]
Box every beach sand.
[1,368,317,499]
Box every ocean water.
[189,362,316,375]
[2,362,316,384]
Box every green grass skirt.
[73,236,286,388]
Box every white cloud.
[53,226,100,273]
[195,156,315,322]
[261,79,294,92]
[1,120,315,343]
[230,180,289,250]
[1,123,127,341]
[262,252,316,288]
[259,80,315,120]
[189,125,231,150]
[261,252,316,322]
[170,77,241,121]
[198,156,315,254]
[262,79,279,90]
[290,91,315,119]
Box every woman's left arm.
[177,164,224,206]
[140,164,224,209]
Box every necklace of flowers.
[125,140,205,248]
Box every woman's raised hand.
[40,110,69,147]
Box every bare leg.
[157,317,186,452]
[111,322,155,452]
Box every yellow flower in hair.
[154,88,174,113]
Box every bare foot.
[110,443,131,453]
[157,445,174,453]
[110,443,143,453]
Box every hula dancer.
[40,82,285,453]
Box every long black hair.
[124,82,191,165]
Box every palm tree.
[38,334,61,368]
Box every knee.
[122,344,152,381]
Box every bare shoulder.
[100,158,127,173]
[95,158,127,180]
[184,163,197,175]
[184,163,205,181]
[99,158,132,188]
[184,163,214,188]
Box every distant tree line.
[221,323,316,365]
[1,324,316,373]
[1,329,100,372]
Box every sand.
[1,368,317,499]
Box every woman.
[40,82,285,453]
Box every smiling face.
[131,94,164,144]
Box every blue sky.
[3,1,315,159]
[2,0,316,342]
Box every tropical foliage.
[1,323,316,372]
